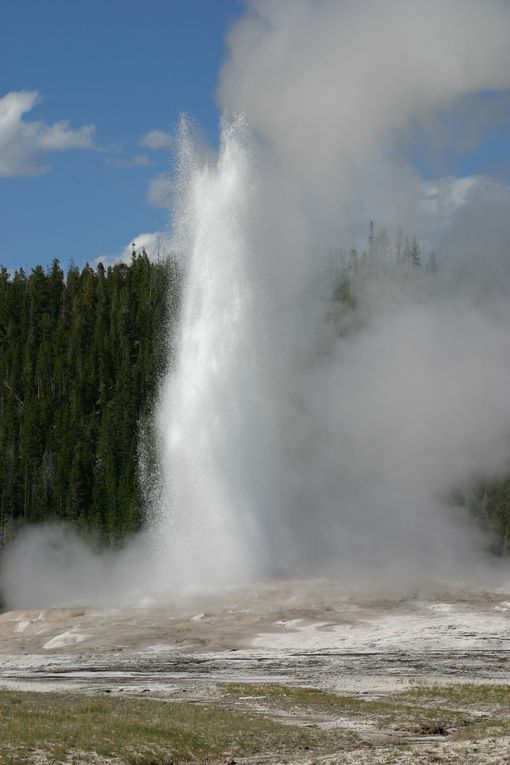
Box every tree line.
[0,253,179,546]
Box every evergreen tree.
[0,254,178,546]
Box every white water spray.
[152,121,278,589]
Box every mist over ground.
[2,0,510,608]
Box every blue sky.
[1,0,509,272]
[406,90,510,182]
[0,0,241,271]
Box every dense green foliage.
[0,254,179,546]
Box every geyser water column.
[146,1,510,597]
[152,119,277,590]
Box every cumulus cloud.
[123,232,173,261]
[95,231,174,269]
[147,172,172,208]
[0,91,96,177]
[140,129,174,151]
[358,173,510,257]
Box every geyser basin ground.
[1,580,510,764]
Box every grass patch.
[221,683,482,735]
[399,683,510,709]
[396,683,510,740]
[0,689,352,765]
[2,682,508,764]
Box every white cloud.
[0,91,96,177]
[357,172,510,254]
[95,231,174,268]
[147,172,172,207]
[123,232,173,261]
[140,129,174,151]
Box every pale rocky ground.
[1,579,510,763]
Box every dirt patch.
[2,580,510,763]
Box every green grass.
[399,682,510,709]
[396,683,510,740]
[221,682,509,738]
[0,689,352,765]
[223,682,462,717]
[2,682,509,764]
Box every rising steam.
[2,0,510,608]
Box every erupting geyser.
[148,0,510,592]
[3,0,510,609]
[151,120,271,588]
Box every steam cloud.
[219,0,510,243]
[2,0,510,608]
